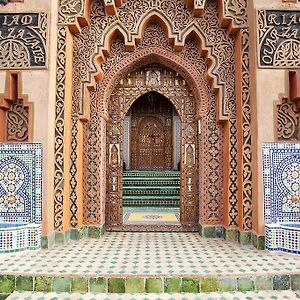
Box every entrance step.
[123,179,180,186]
[124,171,180,177]
[123,195,180,206]
[6,290,300,300]
[123,188,179,196]
[123,171,180,207]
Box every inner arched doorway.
[124,91,179,171]
[106,64,200,229]
[122,91,181,224]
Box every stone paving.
[0,232,300,296]
[1,232,299,277]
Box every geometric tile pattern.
[0,143,42,223]
[265,223,300,255]
[0,233,299,277]
[0,143,42,252]
[6,290,300,300]
[0,223,41,253]
[262,143,300,224]
[263,143,300,254]
[123,212,180,225]
[123,207,180,225]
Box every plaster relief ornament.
[0,13,48,69]
[109,144,120,165]
[185,124,195,136]
[111,125,120,136]
[146,70,161,86]
[185,144,195,165]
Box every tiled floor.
[0,232,300,277]
[6,290,300,300]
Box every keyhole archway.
[106,64,202,229]
[51,0,256,240]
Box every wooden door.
[130,93,172,170]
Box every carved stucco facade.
[54,0,251,235]
[0,0,299,246]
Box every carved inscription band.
[258,10,300,68]
[0,13,47,69]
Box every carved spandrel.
[223,0,248,28]
[0,13,48,69]
[257,10,300,68]
[58,0,84,24]
[191,0,248,28]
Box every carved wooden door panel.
[134,117,165,170]
[130,93,173,170]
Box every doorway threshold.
[107,224,199,232]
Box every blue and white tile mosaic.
[0,143,42,253]
[0,143,42,224]
[263,142,300,254]
[262,142,300,224]
[0,223,41,253]
[265,223,300,254]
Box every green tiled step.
[124,186,180,190]
[123,189,179,196]
[6,291,300,300]
[123,195,180,206]
[123,171,180,178]
[123,171,180,207]
[123,179,180,186]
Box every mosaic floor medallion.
[124,212,180,224]
[123,207,180,225]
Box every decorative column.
[53,0,90,236]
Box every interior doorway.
[130,92,173,171]
[106,64,199,230]
[123,91,180,225]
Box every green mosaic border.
[43,225,265,250]
[199,225,265,250]
[41,225,105,248]
[1,274,299,294]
